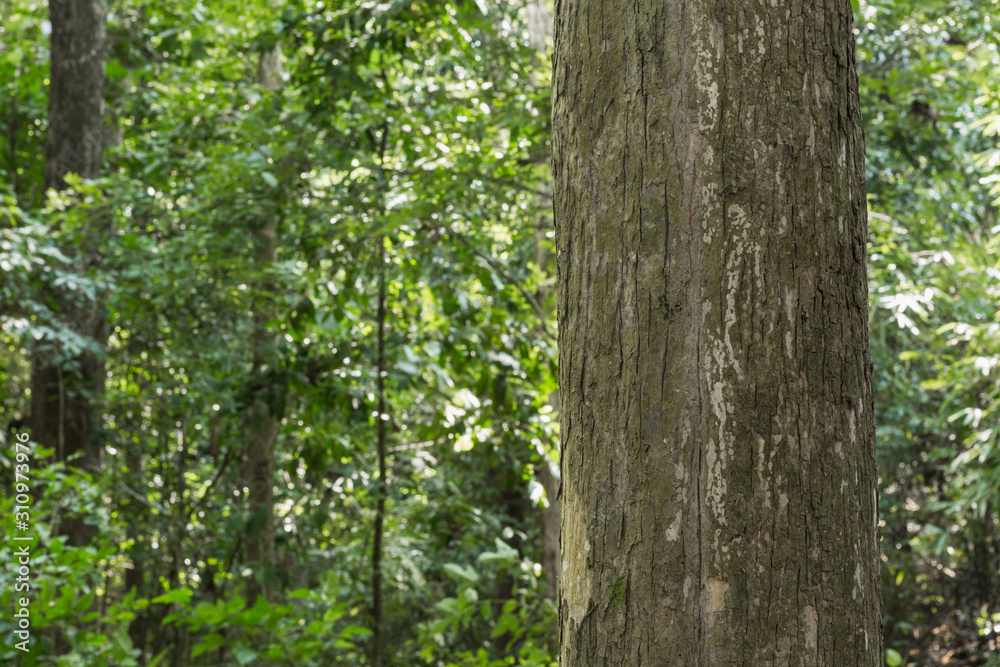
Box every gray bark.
[553,0,882,664]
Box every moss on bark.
[553,0,882,664]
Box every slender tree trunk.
[171,425,190,667]
[371,234,388,667]
[243,45,284,603]
[244,218,279,604]
[33,0,108,548]
[553,0,882,664]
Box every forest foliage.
[0,0,998,665]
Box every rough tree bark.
[32,0,108,547]
[553,0,882,664]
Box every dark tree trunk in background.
[553,0,882,664]
[243,216,279,603]
[33,0,108,547]
[43,0,106,194]
[370,234,388,667]
[527,2,560,602]
[537,459,560,600]
[243,45,285,603]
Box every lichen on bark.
[553,0,882,664]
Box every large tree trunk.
[33,0,108,547]
[553,1,882,664]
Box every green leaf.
[919,379,948,391]
[442,563,479,583]
[340,625,372,638]
[397,361,420,375]
[191,633,225,658]
[106,59,127,79]
[226,596,247,614]
[886,648,903,667]
[477,538,519,566]
[77,590,96,614]
[288,589,318,599]
[233,644,258,665]
[152,588,192,605]
[434,597,461,614]
[239,596,271,625]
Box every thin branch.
[188,441,235,520]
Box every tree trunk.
[243,45,284,603]
[370,234,388,667]
[33,0,108,547]
[553,0,882,664]
[44,0,106,193]
[243,215,279,604]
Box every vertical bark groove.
[554,0,882,664]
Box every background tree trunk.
[537,458,561,600]
[371,233,388,667]
[33,0,108,548]
[553,0,882,664]
[243,219,279,602]
[44,0,106,194]
[243,44,284,603]
[526,1,560,604]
